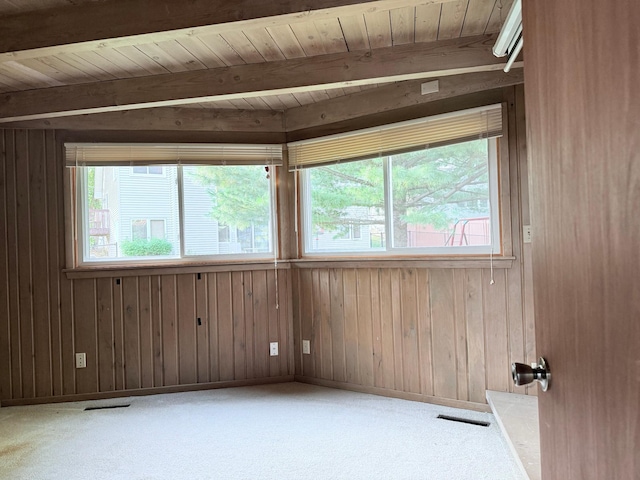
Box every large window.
[302,139,499,255]
[291,105,503,256]
[68,143,281,265]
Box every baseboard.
[1,375,295,407]
[295,376,491,413]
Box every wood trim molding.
[0,35,511,123]
[1,376,294,407]
[290,257,515,269]
[285,69,524,132]
[64,261,291,280]
[295,376,492,412]
[3,108,285,132]
[0,0,457,62]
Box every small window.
[132,166,163,175]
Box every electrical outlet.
[523,225,532,243]
[270,342,279,356]
[302,340,311,355]
[75,353,86,369]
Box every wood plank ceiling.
[0,0,515,115]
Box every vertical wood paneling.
[28,130,52,398]
[329,268,345,383]
[216,272,234,382]
[252,270,269,378]
[0,130,11,400]
[482,268,510,392]
[452,269,469,401]
[400,269,420,393]
[74,279,97,395]
[429,269,457,399]
[4,130,22,399]
[112,279,124,390]
[343,269,359,384]
[177,274,196,384]
[416,268,433,396]
[231,271,246,380]
[123,277,140,390]
[15,130,35,399]
[45,131,63,397]
[370,270,383,388]
[356,269,373,387]
[318,269,332,379]
[390,269,404,391]
[1,129,294,404]
[243,271,255,379]
[138,276,154,388]
[299,269,314,376]
[266,270,279,376]
[96,277,115,392]
[151,275,163,387]
[160,275,178,386]
[195,273,209,383]
[378,269,395,390]
[465,268,486,403]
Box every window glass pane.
[132,166,147,174]
[305,159,385,252]
[150,219,165,239]
[83,166,180,261]
[131,219,148,240]
[390,139,491,249]
[182,165,273,256]
[148,166,163,175]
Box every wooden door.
[523,0,640,478]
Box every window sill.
[64,260,289,280]
[290,256,515,269]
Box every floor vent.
[437,414,490,427]
[84,404,130,411]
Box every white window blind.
[287,104,503,170]
[65,143,284,167]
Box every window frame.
[299,137,502,257]
[75,164,278,267]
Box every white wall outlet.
[75,353,86,369]
[302,340,311,355]
[270,342,279,356]
[523,225,532,243]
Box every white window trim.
[76,165,278,266]
[300,138,501,257]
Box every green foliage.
[86,167,102,210]
[188,165,270,230]
[121,238,173,257]
[309,140,490,243]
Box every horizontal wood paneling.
[0,129,292,403]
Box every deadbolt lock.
[511,357,550,391]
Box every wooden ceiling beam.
[0,35,518,123]
[285,69,524,131]
[0,0,457,62]
[2,107,284,132]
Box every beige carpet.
[0,382,524,479]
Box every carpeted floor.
[0,382,525,480]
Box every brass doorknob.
[511,357,550,391]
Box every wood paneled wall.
[0,86,531,408]
[292,86,536,407]
[0,129,292,403]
